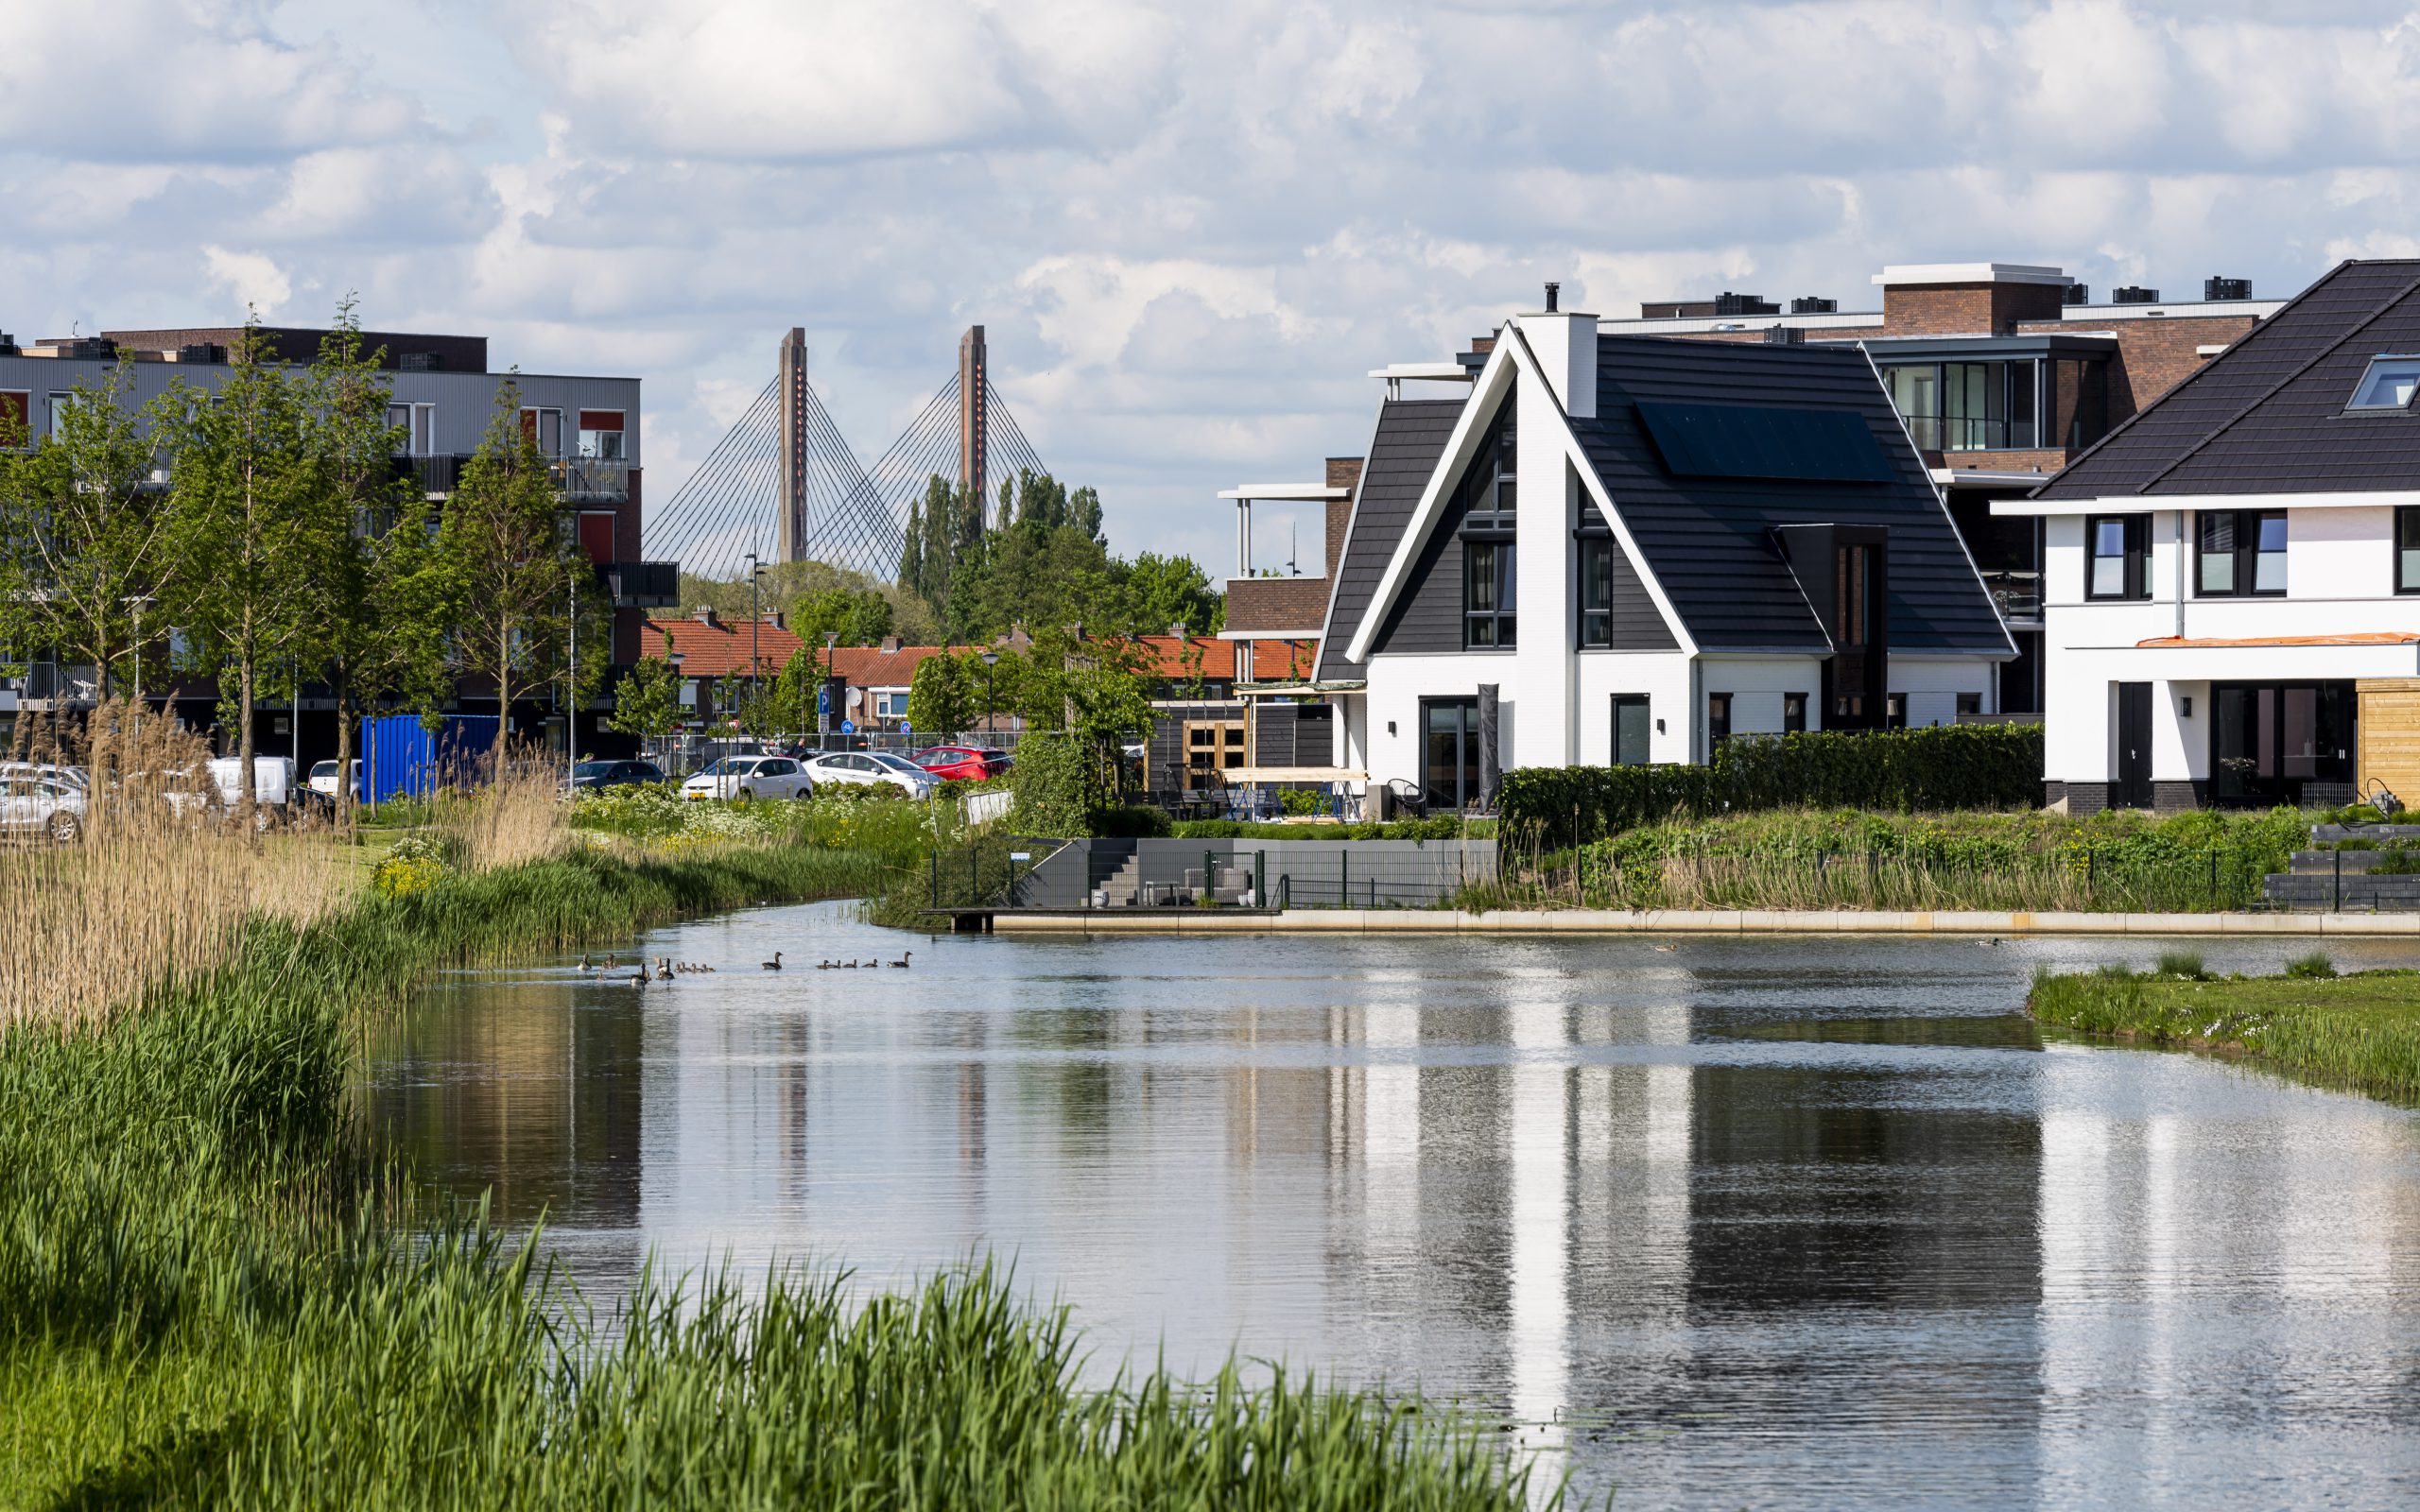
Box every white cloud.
[6,0,2420,568]
[198,245,294,318]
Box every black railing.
[390,453,630,502]
[1980,570,2043,621]
[605,560,678,607]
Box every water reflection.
[361,911,2420,1509]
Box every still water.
[365,904,2420,1509]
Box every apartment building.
[0,324,676,760]
[1616,264,2290,712]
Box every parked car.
[307,759,362,803]
[680,754,814,801]
[804,750,938,798]
[911,745,1012,782]
[0,761,88,789]
[567,759,666,794]
[0,776,85,844]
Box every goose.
[762,952,785,971]
[577,953,595,973]
[631,957,654,985]
[888,951,913,969]
[861,958,879,969]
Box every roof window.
[2347,355,2420,411]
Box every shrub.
[2154,949,2210,981]
[1093,804,1172,838]
[2287,951,2338,979]
[1279,787,1328,816]
[1008,733,1092,837]
[1501,722,2046,848]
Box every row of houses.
[1217,256,2420,816]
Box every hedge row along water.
[1501,724,2046,847]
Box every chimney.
[762,611,785,630]
[1516,282,1597,418]
[1168,622,1187,639]
[879,634,901,652]
[693,606,718,627]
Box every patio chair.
[1386,778,1427,818]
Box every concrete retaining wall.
[991,907,2420,936]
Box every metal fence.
[927,837,1498,912]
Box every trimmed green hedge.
[1089,805,1484,842]
[1502,723,2045,848]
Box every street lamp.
[979,648,999,739]
[822,630,839,747]
[744,553,765,738]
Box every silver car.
[802,750,937,798]
[0,777,85,844]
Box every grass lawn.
[2028,957,2420,1103]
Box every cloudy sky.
[6,1,2419,576]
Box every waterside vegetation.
[0,767,1561,1508]
[2029,956,2420,1104]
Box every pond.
[365,905,2420,1510]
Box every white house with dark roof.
[1306,291,2014,812]
[2007,258,2420,814]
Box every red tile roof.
[641,615,803,678]
[642,625,1253,687]
[2135,632,2420,648]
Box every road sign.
[901,722,912,734]
[841,719,856,733]
[817,686,831,715]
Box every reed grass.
[2,778,1549,1506]
[2029,962,2420,1103]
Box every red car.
[912,746,1012,782]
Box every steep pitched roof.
[2035,259,2420,499]
[641,615,803,678]
[1571,336,2009,653]
[1316,399,1464,680]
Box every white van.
[206,756,295,815]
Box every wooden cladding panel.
[2356,679,2420,804]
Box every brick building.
[1611,263,2292,711]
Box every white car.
[680,754,814,801]
[307,759,361,802]
[0,776,86,844]
[803,750,937,798]
[0,761,87,789]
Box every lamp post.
[979,648,999,742]
[822,630,839,747]
[744,553,764,739]
[666,650,684,773]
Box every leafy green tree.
[1012,628,1156,814]
[607,629,683,749]
[762,643,826,737]
[163,320,320,833]
[0,358,182,727]
[1114,551,1225,636]
[295,301,426,832]
[906,651,973,739]
[430,383,596,785]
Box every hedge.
[1501,723,2045,848]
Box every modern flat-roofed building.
[0,323,678,761]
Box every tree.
[1113,551,1224,636]
[431,383,593,785]
[905,651,974,739]
[295,301,427,833]
[163,319,320,834]
[606,629,683,748]
[0,359,182,738]
[1013,628,1156,814]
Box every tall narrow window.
[520,406,563,456]
[0,391,26,450]
[1707,694,1733,747]
[1578,535,1615,648]
[1784,694,1807,733]
[2087,514,2149,600]
[2198,509,2286,597]
[1612,695,1651,766]
[1459,400,1517,649]
[2398,507,2420,593]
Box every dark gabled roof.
[2035,259,2420,499]
[1316,398,1462,679]
[1569,335,2008,653]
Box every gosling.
[762,952,785,971]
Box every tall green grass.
[2029,962,2420,1103]
[1,842,1555,1509]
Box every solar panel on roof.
[1634,401,1895,483]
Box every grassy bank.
[1463,806,2309,914]
[2028,954,2420,1103]
[2,828,1555,1506]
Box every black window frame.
[1577,531,1615,649]
[1707,693,1732,747]
[1783,693,1807,733]
[1458,401,1518,650]
[2085,513,2150,601]
[2398,507,2420,595]
[1420,696,1482,811]
[2196,508,2287,598]
[1612,695,1651,767]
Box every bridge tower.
[958,325,988,524]
[777,327,809,561]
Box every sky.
[6,0,2420,578]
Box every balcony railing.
[602,560,678,608]
[391,453,630,502]
[1981,570,2043,623]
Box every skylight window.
[2348,355,2420,411]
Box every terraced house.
[1302,288,2014,814]
[2014,259,2420,813]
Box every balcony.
[602,560,679,608]
[1981,570,2043,624]
[391,454,630,502]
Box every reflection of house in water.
[375,978,645,1232]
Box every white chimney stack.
[1515,281,1596,419]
